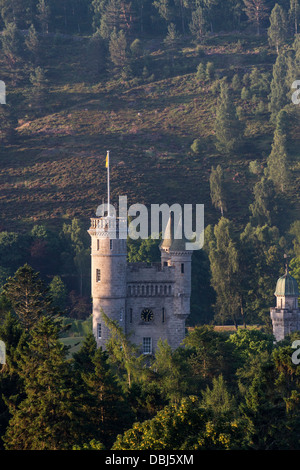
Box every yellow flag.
[105,152,109,168]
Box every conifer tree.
[80,345,134,448]
[210,165,227,217]
[267,126,289,193]
[25,24,41,65]
[99,0,121,38]
[27,66,49,116]
[1,22,23,70]
[268,4,288,54]
[249,177,277,226]
[0,0,33,28]
[3,317,87,450]
[37,0,50,34]
[289,0,300,35]
[3,264,56,331]
[164,22,178,46]
[109,28,129,69]
[268,53,288,122]
[0,104,17,144]
[48,275,67,311]
[214,82,243,154]
[207,218,241,328]
[243,0,269,36]
[189,6,207,41]
[91,0,107,31]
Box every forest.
[0,0,300,451]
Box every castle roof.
[160,214,190,252]
[275,271,299,297]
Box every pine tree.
[207,218,241,327]
[243,0,269,36]
[27,66,49,116]
[36,0,50,34]
[80,346,134,448]
[3,264,56,331]
[210,165,227,217]
[0,0,33,28]
[3,317,87,450]
[48,276,67,311]
[91,0,107,31]
[85,31,108,79]
[268,53,289,122]
[214,82,243,154]
[289,0,300,35]
[109,28,129,69]
[1,22,23,69]
[249,177,277,226]
[239,223,284,326]
[189,6,207,41]
[164,22,178,46]
[0,104,18,144]
[201,375,236,416]
[25,24,40,65]
[99,0,121,38]
[267,127,289,193]
[153,0,173,23]
[268,4,288,54]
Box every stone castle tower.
[270,257,300,342]
[88,212,193,354]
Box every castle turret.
[88,215,127,349]
[160,216,192,346]
[270,257,300,341]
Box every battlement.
[127,262,174,272]
[89,216,127,239]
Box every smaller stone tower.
[160,216,193,347]
[270,257,300,341]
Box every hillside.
[1,32,299,233]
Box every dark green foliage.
[25,24,41,65]
[249,177,278,226]
[0,105,18,144]
[0,22,23,69]
[78,344,134,448]
[27,66,49,116]
[209,165,227,217]
[243,0,269,36]
[268,3,288,53]
[2,316,87,450]
[266,126,289,193]
[268,52,289,121]
[214,82,244,155]
[2,264,56,330]
[0,0,299,451]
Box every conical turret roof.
[275,269,299,296]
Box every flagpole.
[107,150,110,217]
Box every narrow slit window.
[181,263,184,274]
[96,269,101,283]
[110,239,113,250]
[130,308,133,323]
[97,239,100,250]
[97,323,102,339]
[162,308,165,323]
